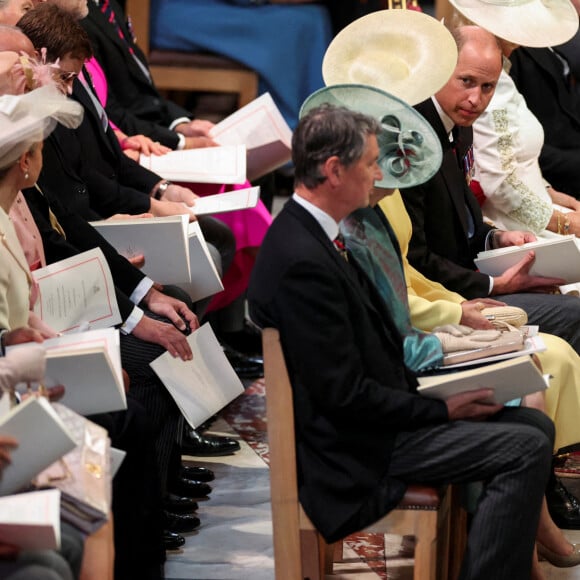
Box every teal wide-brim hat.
[299,84,442,189]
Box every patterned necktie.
[333,233,348,262]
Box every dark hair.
[292,103,381,189]
[17,3,92,62]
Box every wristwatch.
[152,180,171,200]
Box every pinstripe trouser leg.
[120,327,182,496]
[388,407,554,580]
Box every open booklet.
[8,328,127,416]
[90,216,223,301]
[0,396,76,495]
[32,247,121,334]
[417,355,549,405]
[150,323,244,429]
[209,92,292,181]
[474,235,580,283]
[187,186,260,216]
[140,144,247,184]
[0,489,61,550]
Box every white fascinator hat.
[0,85,83,171]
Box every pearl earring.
[24,172,29,180]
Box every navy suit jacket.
[248,199,447,542]
[400,99,493,299]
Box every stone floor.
[164,380,580,579]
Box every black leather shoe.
[163,511,201,534]
[218,322,263,356]
[163,494,199,514]
[222,345,263,379]
[547,476,580,529]
[182,428,241,456]
[182,465,215,482]
[164,531,185,550]
[169,476,212,498]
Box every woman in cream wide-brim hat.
[322,9,458,106]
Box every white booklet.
[8,329,127,415]
[474,235,580,283]
[91,215,191,285]
[0,489,61,550]
[139,145,247,184]
[180,221,224,302]
[0,397,76,495]
[150,323,244,429]
[32,248,121,333]
[188,186,260,216]
[417,355,549,405]
[209,92,292,181]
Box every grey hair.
[292,103,381,190]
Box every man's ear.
[324,156,342,187]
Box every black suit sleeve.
[402,181,492,299]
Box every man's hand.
[492,251,566,295]
[161,184,199,206]
[174,119,215,137]
[3,327,45,346]
[149,198,197,222]
[106,213,153,221]
[494,229,536,248]
[122,134,171,156]
[459,298,506,329]
[142,287,199,333]
[446,388,502,420]
[0,436,17,469]
[184,136,218,149]
[132,315,193,360]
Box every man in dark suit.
[249,102,553,579]
[509,45,580,197]
[80,0,215,150]
[400,26,580,353]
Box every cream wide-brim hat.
[449,0,579,47]
[322,10,458,106]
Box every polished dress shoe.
[163,494,199,514]
[218,322,263,356]
[164,530,185,550]
[182,464,215,482]
[163,511,201,534]
[182,428,241,456]
[537,542,580,567]
[222,345,263,379]
[546,476,580,529]
[170,476,212,498]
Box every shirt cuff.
[120,306,144,335]
[484,228,500,251]
[130,277,154,305]
[176,133,186,150]
[488,276,494,295]
[169,117,191,131]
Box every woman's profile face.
[26,140,44,184]
[0,0,34,25]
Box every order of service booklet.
[139,144,247,184]
[0,397,76,495]
[150,323,244,429]
[417,355,549,405]
[32,248,121,334]
[0,489,61,550]
[474,235,580,283]
[209,92,292,181]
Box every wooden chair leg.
[300,529,325,580]
[413,511,438,580]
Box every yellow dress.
[379,191,580,452]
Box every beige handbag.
[36,403,111,534]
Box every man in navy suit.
[249,102,553,579]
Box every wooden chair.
[263,327,466,580]
[124,0,259,108]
